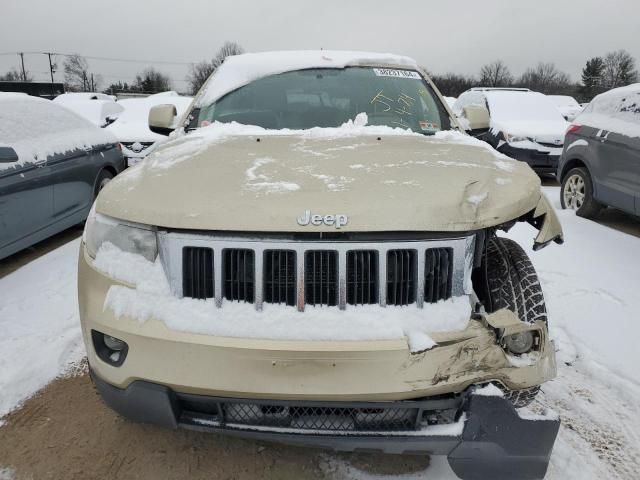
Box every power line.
[0,51,200,65]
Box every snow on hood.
[53,98,124,127]
[576,83,640,139]
[194,50,419,108]
[106,92,193,143]
[0,93,116,170]
[486,91,569,141]
[97,118,541,233]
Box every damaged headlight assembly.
[83,204,158,262]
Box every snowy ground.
[0,186,639,478]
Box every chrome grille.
[159,233,475,311]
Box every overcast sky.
[2,0,638,93]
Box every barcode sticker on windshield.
[373,68,421,79]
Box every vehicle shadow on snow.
[0,225,83,279]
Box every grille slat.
[182,247,214,299]
[347,251,378,305]
[425,248,453,303]
[305,251,338,306]
[387,249,416,306]
[223,249,255,303]
[264,250,296,306]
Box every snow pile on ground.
[0,239,85,420]
[0,93,116,169]
[575,83,640,138]
[195,50,418,107]
[95,242,470,346]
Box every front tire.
[478,237,547,407]
[560,167,602,218]
[94,169,114,199]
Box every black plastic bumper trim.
[90,369,559,480]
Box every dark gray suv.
[0,93,125,260]
[558,84,640,218]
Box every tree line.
[0,41,244,96]
[431,49,638,101]
[1,45,636,103]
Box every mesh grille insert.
[305,250,338,306]
[425,248,453,303]
[386,249,416,306]
[347,250,378,305]
[182,247,214,299]
[264,250,296,306]
[223,249,255,303]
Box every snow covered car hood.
[492,120,568,146]
[96,127,542,232]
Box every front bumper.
[497,144,559,174]
[78,245,557,400]
[91,369,559,480]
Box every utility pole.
[46,53,55,83]
[19,52,26,82]
[46,53,56,96]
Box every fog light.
[504,331,534,355]
[91,330,128,367]
[103,334,126,351]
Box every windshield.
[195,67,450,134]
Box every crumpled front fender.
[530,194,564,251]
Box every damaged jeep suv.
[79,51,564,479]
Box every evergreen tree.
[579,57,605,102]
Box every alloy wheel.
[563,174,585,210]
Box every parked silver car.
[558,84,640,218]
[0,93,125,260]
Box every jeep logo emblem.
[297,210,348,229]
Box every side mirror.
[0,146,19,163]
[149,104,178,135]
[461,105,490,132]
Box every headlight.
[504,132,530,143]
[504,331,535,355]
[83,204,158,262]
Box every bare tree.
[518,63,571,94]
[63,54,101,91]
[479,60,513,87]
[135,68,171,93]
[187,41,244,94]
[430,72,477,97]
[602,50,638,89]
[0,67,32,82]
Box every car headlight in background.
[83,204,158,262]
[504,132,530,144]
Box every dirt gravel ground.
[0,371,430,480]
